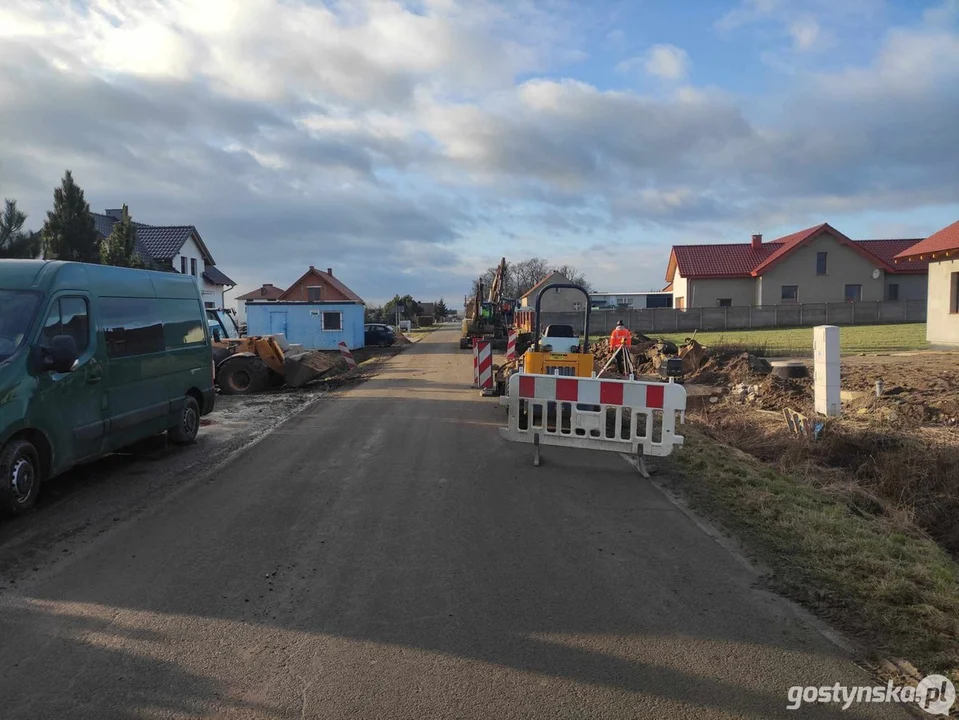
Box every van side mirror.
[46,335,79,373]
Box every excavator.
[459,258,530,351]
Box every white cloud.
[0,0,957,299]
[643,44,691,80]
[788,16,821,51]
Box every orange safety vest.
[610,326,632,348]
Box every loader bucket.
[283,350,347,388]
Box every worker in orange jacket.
[610,320,632,374]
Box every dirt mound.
[393,333,412,345]
[689,351,771,386]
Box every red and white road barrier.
[337,341,357,371]
[476,340,493,390]
[506,329,518,361]
[472,343,479,386]
[500,372,686,465]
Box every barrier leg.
[636,448,650,479]
[533,433,541,467]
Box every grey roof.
[92,213,117,238]
[136,226,195,261]
[202,265,236,287]
[90,212,215,265]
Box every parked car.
[364,323,395,347]
[0,260,215,515]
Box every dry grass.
[665,415,959,679]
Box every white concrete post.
[814,325,841,416]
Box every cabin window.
[322,312,342,331]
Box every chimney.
[327,267,333,276]
[751,233,762,249]
[105,208,123,220]
[309,265,315,270]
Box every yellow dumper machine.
[497,283,594,394]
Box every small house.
[245,266,365,349]
[520,271,585,311]
[235,283,285,326]
[895,220,959,348]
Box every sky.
[1,0,958,306]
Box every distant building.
[665,224,928,308]
[92,208,235,308]
[590,291,673,310]
[235,283,285,326]
[520,271,585,311]
[895,220,959,348]
[245,266,365,349]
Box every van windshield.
[0,290,42,362]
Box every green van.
[0,260,216,515]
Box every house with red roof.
[665,224,928,309]
[234,283,286,326]
[895,220,959,348]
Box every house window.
[717,298,732,307]
[951,273,959,314]
[781,285,798,303]
[888,284,899,301]
[322,312,342,331]
[180,257,187,274]
[816,252,828,275]
[845,284,862,303]
[307,286,322,302]
[190,258,197,277]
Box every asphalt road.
[0,328,911,719]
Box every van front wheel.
[169,396,200,445]
[0,439,42,516]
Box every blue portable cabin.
[246,301,365,350]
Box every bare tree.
[553,264,592,292]
[469,257,592,301]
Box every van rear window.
[100,297,205,358]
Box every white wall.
[174,234,205,283]
[927,258,959,348]
[172,233,225,308]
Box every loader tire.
[218,357,270,395]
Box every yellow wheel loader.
[213,336,345,395]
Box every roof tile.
[857,239,927,272]
[671,224,921,279]
[894,220,959,260]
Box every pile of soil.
[691,352,959,428]
[688,351,771,386]
[393,333,412,345]
[840,359,959,427]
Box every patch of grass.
[664,427,959,679]
[655,324,928,356]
